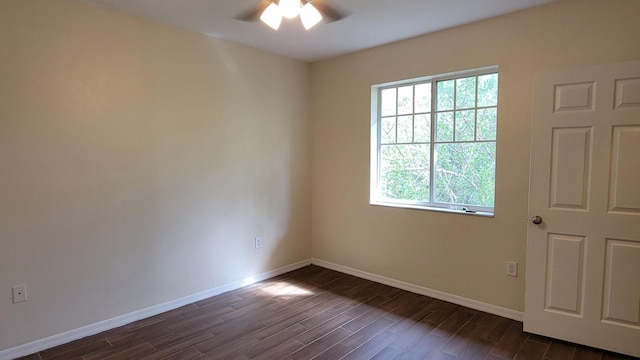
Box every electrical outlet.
[12,285,27,303]
[255,237,262,249]
[506,261,518,277]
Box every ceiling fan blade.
[308,0,347,23]
[234,0,273,22]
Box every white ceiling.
[83,0,558,62]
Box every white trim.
[369,201,495,217]
[1,257,522,359]
[375,65,499,89]
[0,259,312,360]
[311,258,523,322]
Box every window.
[370,66,498,215]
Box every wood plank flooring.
[17,265,637,360]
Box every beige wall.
[0,0,310,350]
[310,0,640,312]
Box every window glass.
[372,68,498,214]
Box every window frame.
[370,66,498,216]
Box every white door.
[525,60,640,357]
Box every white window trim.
[370,66,498,217]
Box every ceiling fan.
[235,0,347,30]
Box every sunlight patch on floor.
[260,281,314,298]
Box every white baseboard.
[0,259,312,360]
[311,258,524,322]
[2,258,523,360]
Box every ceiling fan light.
[260,3,282,30]
[300,3,323,30]
[279,0,301,19]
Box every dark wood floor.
[18,265,637,360]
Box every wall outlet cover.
[12,285,27,303]
[506,261,518,277]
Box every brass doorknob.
[531,215,543,224]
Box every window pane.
[436,111,453,142]
[380,144,430,201]
[397,86,413,115]
[456,76,476,109]
[381,88,397,116]
[436,80,454,111]
[374,68,498,211]
[381,117,396,144]
[434,142,496,207]
[478,74,498,107]
[477,108,497,140]
[415,83,431,113]
[414,114,431,143]
[455,110,475,141]
[397,116,413,143]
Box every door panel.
[603,239,640,328]
[544,234,586,316]
[549,127,592,210]
[526,61,640,357]
[609,126,640,214]
[614,78,640,109]
[554,82,595,112]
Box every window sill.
[369,201,495,217]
